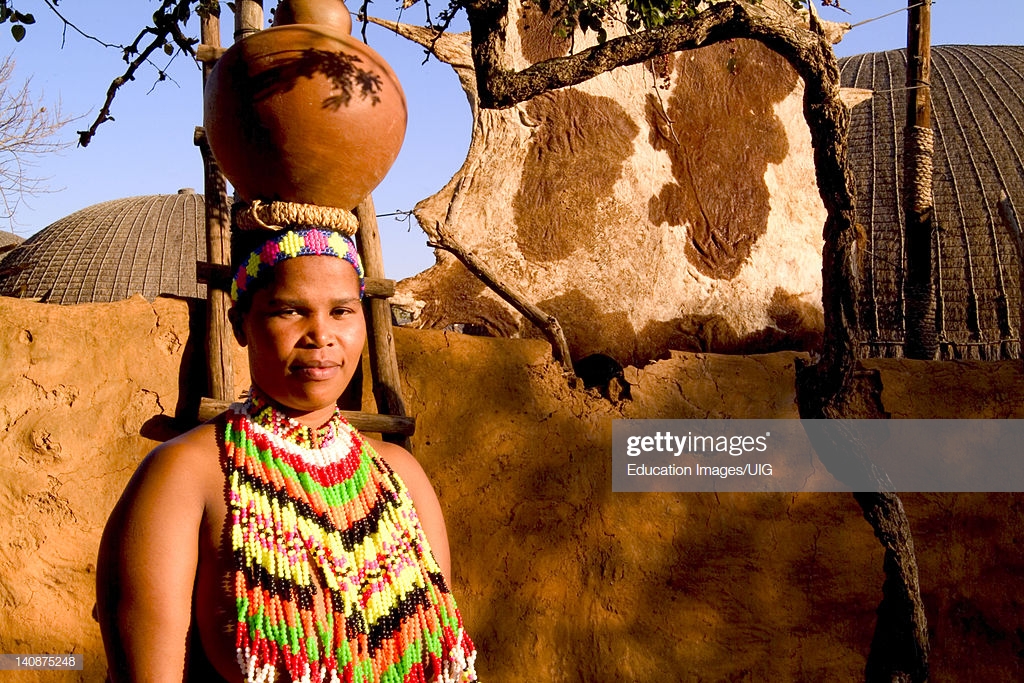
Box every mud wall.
[1,294,1022,681]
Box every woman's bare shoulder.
[148,418,221,463]
[152,419,219,454]
[366,438,436,496]
[97,418,227,682]
[367,437,417,472]
[119,418,225,509]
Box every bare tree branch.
[0,55,76,226]
[40,0,120,49]
[427,179,574,373]
[76,0,199,147]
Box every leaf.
[163,43,173,55]
[11,23,24,41]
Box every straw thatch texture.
[0,230,22,250]
[840,46,1024,360]
[0,190,206,304]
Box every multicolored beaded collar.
[224,388,477,683]
[230,227,365,303]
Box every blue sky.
[5,0,1023,279]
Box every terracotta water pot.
[204,0,406,210]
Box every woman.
[97,224,476,682]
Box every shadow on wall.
[402,333,878,679]
[139,295,208,443]
[535,287,824,365]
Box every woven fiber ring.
[234,199,359,236]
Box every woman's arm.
[96,428,215,682]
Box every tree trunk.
[856,492,930,683]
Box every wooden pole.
[997,192,1024,362]
[354,196,411,448]
[905,2,932,132]
[234,0,264,40]
[198,7,235,402]
[195,0,263,406]
[903,0,936,359]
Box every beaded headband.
[230,227,365,303]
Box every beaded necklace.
[224,388,477,683]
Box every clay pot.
[204,0,406,210]
[272,0,352,33]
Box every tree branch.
[0,55,75,225]
[41,0,120,49]
[469,1,803,107]
[427,179,574,374]
[77,0,198,147]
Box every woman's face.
[233,255,365,426]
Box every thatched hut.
[840,45,1024,360]
[0,189,206,303]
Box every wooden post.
[905,1,932,132]
[199,6,221,82]
[903,0,936,359]
[354,196,411,448]
[997,192,1024,362]
[198,7,235,402]
[195,0,263,406]
[234,0,264,40]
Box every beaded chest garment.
[224,390,477,683]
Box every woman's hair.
[229,226,279,313]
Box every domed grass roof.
[840,45,1024,360]
[0,190,206,304]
